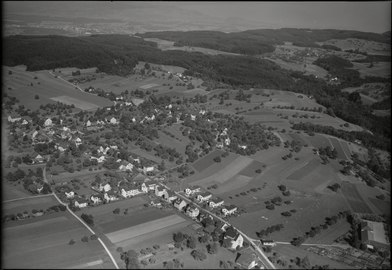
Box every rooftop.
[360,220,389,245]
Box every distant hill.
[138,28,391,55]
[382,31,391,37]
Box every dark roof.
[225,226,238,239]
[236,251,256,267]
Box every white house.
[86,120,92,127]
[44,118,53,127]
[224,227,244,250]
[148,182,158,191]
[222,205,237,216]
[75,137,82,146]
[238,144,247,150]
[199,110,206,115]
[155,186,167,197]
[110,117,118,124]
[216,141,224,149]
[34,154,44,163]
[90,194,102,204]
[224,137,231,146]
[65,191,75,199]
[74,198,88,208]
[141,182,149,193]
[99,183,111,193]
[190,114,196,121]
[185,186,201,196]
[143,166,155,174]
[164,190,178,202]
[236,251,258,269]
[197,192,212,202]
[174,198,187,211]
[209,197,224,208]
[186,206,200,218]
[21,119,29,125]
[8,115,21,123]
[36,183,44,193]
[119,162,134,172]
[104,191,118,202]
[121,187,141,198]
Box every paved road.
[159,182,276,269]
[3,193,53,203]
[43,167,119,269]
[275,241,350,248]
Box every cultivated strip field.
[192,150,224,172]
[51,95,100,110]
[238,160,265,178]
[3,211,114,269]
[212,175,253,195]
[192,156,253,185]
[105,214,185,244]
[4,195,58,215]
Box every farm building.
[185,205,200,218]
[74,197,89,208]
[235,250,258,269]
[360,220,390,250]
[155,186,168,198]
[222,205,238,216]
[185,186,201,196]
[90,194,103,204]
[104,190,119,202]
[260,240,276,246]
[209,197,224,208]
[174,198,187,211]
[119,161,134,172]
[224,226,244,250]
[65,191,75,199]
[197,192,212,202]
[143,166,155,174]
[163,190,178,202]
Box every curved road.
[159,182,276,269]
[43,167,119,269]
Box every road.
[275,241,351,248]
[43,167,120,269]
[159,182,276,269]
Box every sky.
[4,1,391,33]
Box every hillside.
[138,28,390,55]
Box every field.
[351,61,391,78]
[318,38,391,55]
[3,205,114,269]
[192,149,225,172]
[3,182,31,201]
[304,219,351,244]
[341,182,373,213]
[306,134,333,149]
[50,95,100,110]
[155,129,188,155]
[286,159,321,180]
[4,65,113,110]
[3,195,59,215]
[328,137,349,159]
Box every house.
[224,226,244,250]
[197,192,212,202]
[104,190,118,202]
[74,197,89,208]
[199,109,206,115]
[110,117,118,124]
[174,198,187,211]
[141,182,149,193]
[215,220,229,232]
[65,191,75,199]
[222,205,238,216]
[260,240,276,247]
[75,137,82,146]
[121,186,141,198]
[197,212,212,222]
[147,182,158,191]
[190,114,196,121]
[119,162,134,172]
[360,220,390,249]
[224,137,231,146]
[185,186,201,196]
[155,186,167,197]
[236,250,258,269]
[216,141,224,149]
[36,183,44,193]
[238,144,247,150]
[186,205,200,218]
[143,166,155,174]
[86,120,92,127]
[99,183,111,193]
[209,197,224,208]
[90,194,103,204]
[44,118,53,127]
[164,190,178,202]
[8,115,21,123]
[34,154,45,164]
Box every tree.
[69,239,75,245]
[207,242,218,254]
[187,237,197,249]
[173,232,184,243]
[81,236,89,242]
[191,249,207,261]
[81,213,94,226]
[35,94,40,100]
[213,156,221,162]
[113,208,120,214]
[199,234,209,243]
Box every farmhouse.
[140,182,149,193]
[185,186,201,196]
[98,183,111,193]
[65,191,75,199]
[163,189,178,202]
[261,240,276,246]
[104,190,119,202]
[209,197,224,208]
[44,118,53,127]
[360,220,390,250]
[143,166,155,174]
[236,250,258,269]
[197,212,212,222]
[224,226,244,250]
[119,161,134,172]
[90,194,103,204]
[8,115,21,123]
[34,154,45,164]
[36,183,44,193]
[186,205,200,218]
[174,198,187,211]
[197,192,212,202]
[222,205,238,216]
[120,183,141,198]
[215,220,229,232]
[74,197,89,208]
[155,186,168,198]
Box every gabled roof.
[198,191,212,198]
[236,251,256,267]
[225,205,237,211]
[225,226,238,239]
[210,197,224,203]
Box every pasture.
[192,149,225,172]
[328,137,349,160]
[50,95,100,110]
[303,219,351,245]
[351,62,391,78]
[341,182,373,214]
[4,195,59,215]
[286,159,321,181]
[155,129,188,155]
[3,182,31,201]
[306,134,333,149]
[3,211,114,269]
[4,65,112,110]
